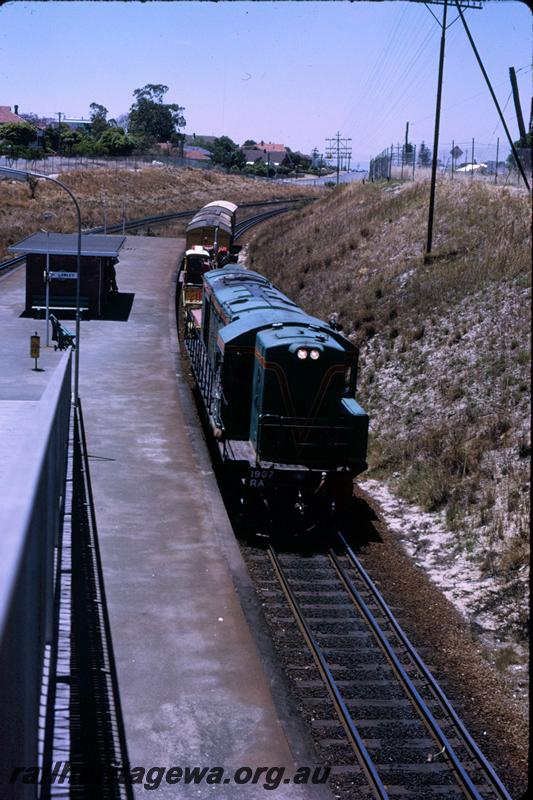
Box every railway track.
[246,532,512,800]
[0,197,311,275]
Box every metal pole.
[426,0,448,259]
[471,137,475,179]
[413,144,416,180]
[451,139,455,179]
[45,232,50,346]
[495,137,499,184]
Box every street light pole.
[0,166,82,405]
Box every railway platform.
[0,237,330,799]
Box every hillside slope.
[0,166,314,260]
[248,179,530,671]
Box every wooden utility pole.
[509,66,527,141]
[425,0,448,260]
[455,2,530,191]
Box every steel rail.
[268,545,390,800]
[328,547,485,800]
[0,254,25,273]
[0,197,312,272]
[336,531,513,800]
[234,207,294,240]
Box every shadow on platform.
[100,292,135,321]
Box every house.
[0,104,46,148]
[0,105,26,124]
[185,134,217,146]
[242,145,288,167]
[62,118,91,132]
[257,141,287,153]
[183,146,211,162]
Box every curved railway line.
[245,532,512,800]
[0,197,311,275]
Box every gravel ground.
[349,486,529,799]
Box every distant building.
[258,141,287,153]
[0,104,45,148]
[183,147,212,162]
[62,118,91,132]
[0,105,26,124]
[242,145,287,167]
[185,134,217,146]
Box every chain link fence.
[369,139,531,188]
[0,152,277,182]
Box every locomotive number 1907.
[246,469,274,488]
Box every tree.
[89,103,109,137]
[97,128,136,156]
[115,113,130,132]
[44,123,69,152]
[0,121,38,148]
[418,141,431,167]
[507,131,532,173]
[210,136,245,170]
[60,128,84,155]
[128,83,185,145]
[242,139,257,147]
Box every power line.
[325,133,352,184]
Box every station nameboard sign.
[49,271,77,280]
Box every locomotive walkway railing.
[183,310,224,429]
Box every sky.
[0,0,531,164]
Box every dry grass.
[249,178,531,622]
[0,166,316,259]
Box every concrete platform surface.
[0,266,64,401]
[72,236,330,799]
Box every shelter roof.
[8,233,126,257]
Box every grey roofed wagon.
[8,232,126,257]
[186,214,233,235]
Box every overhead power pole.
[509,66,527,141]
[425,0,448,260]
[454,2,530,191]
[325,133,352,185]
[419,0,482,260]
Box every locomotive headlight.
[310,349,320,360]
[296,348,308,360]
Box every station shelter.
[8,232,126,317]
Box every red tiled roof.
[258,142,287,152]
[184,150,211,161]
[0,106,25,124]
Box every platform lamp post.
[0,166,82,405]
[41,212,56,347]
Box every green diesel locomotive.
[185,264,368,534]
